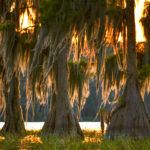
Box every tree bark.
[1,74,25,135]
[106,0,150,138]
[144,43,150,64]
[42,47,84,138]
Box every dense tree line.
[0,0,150,139]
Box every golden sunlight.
[0,136,5,142]
[71,30,95,61]
[118,0,149,43]
[20,135,42,149]
[19,5,35,33]
[82,130,102,144]
[20,135,42,144]
[135,0,150,42]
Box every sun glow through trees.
[135,0,146,42]
[19,0,148,42]
[19,2,35,33]
[119,0,149,43]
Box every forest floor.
[0,130,150,149]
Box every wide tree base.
[41,89,84,138]
[1,117,25,135]
[41,108,84,138]
[41,46,84,139]
[1,75,25,135]
[105,77,150,138]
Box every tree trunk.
[144,43,150,64]
[42,47,84,138]
[1,74,25,135]
[106,0,150,138]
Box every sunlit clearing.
[83,137,102,144]
[135,0,149,42]
[82,130,102,144]
[20,135,42,149]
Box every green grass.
[0,130,150,150]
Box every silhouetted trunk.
[42,47,84,138]
[144,43,150,64]
[1,74,25,135]
[106,0,150,138]
[96,0,107,88]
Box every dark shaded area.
[81,80,101,121]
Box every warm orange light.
[71,30,95,61]
[135,0,150,42]
[118,0,150,43]
[20,135,42,149]
[118,33,123,43]
[71,30,79,61]
[135,0,146,42]
[19,4,35,33]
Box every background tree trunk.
[1,74,25,135]
[42,47,84,138]
[106,0,150,138]
[144,43,150,64]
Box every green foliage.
[118,96,125,107]
[138,64,150,82]
[1,130,150,149]
[38,0,106,34]
[101,137,150,150]
[0,130,102,150]
[68,59,88,97]
[0,22,15,31]
[105,54,118,84]
[39,0,79,30]
[106,4,125,43]
[20,33,36,50]
[106,5,124,24]
[104,53,124,90]
[105,54,117,64]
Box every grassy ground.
[0,130,150,150]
